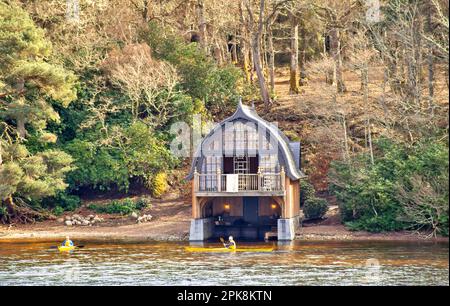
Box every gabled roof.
[186,100,306,180]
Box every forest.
[0,0,448,237]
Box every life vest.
[227,241,236,250]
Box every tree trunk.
[289,13,300,94]
[299,21,307,86]
[1,195,14,223]
[142,0,150,22]
[341,114,349,161]
[231,35,238,64]
[362,63,374,165]
[17,117,26,138]
[252,38,271,108]
[197,0,208,53]
[252,0,271,109]
[329,27,346,92]
[426,7,435,114]
[239,1,252,83]
[267,24,275,93]
[367,118,374,165]
[213,41,224,65]
[243,47,252,83]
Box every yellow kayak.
[185,246,274,253]
[58,245,76,252]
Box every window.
[200,155,222,191]
[259,154,279,173]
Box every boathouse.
[187,100,305,241]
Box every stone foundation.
[277,216,299,241]
[189,218,214,241]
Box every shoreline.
[0,202,447,244]
[1,223,448,244]
[296,225,449,242]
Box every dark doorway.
[223,156,234,174]
[243,197,259,224]
[203,201,213,218]
[249,156,258,173]
[222,155,259,174]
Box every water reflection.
[0,240,448,285]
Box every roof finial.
[238,96,243,108]
[251,100,255,109]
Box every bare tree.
[288,11,300,94]
[347,28,377,164]
[314,0,361,93]
[196,0,208,53]
[244,0,272,108]
[104,43,180,128]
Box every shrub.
[135,198,151,210]
[300,180,316,207]
[303,197,328,219]
[64,123,176,192]
[88,198,148,215]
[151,172,168,198]
[330,138,449,235]
[64,139,130,191]
[0,206,8,222]
[53,206,64,216]
[44,192,81,212]
[284,130,300,142]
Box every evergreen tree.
[0,1,76,223]
[0,1,77,138]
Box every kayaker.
[224,236,236,250]
[61,236,74,247]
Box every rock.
[82,220,90,226]
[136,214,152,223]
[75,220,82,225]
[130,212,138,219]
[72,214,81,220]
[65,221,73,226]
[64,216,72,221]
[88,214,94,220]
[57,218,64,223]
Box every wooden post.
[192,167,199,219]
[280,166,285,191]
[217,167,221,192]
[257,166,262,191]
[194,167,199,192]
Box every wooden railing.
[193,168,285,193]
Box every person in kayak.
[224,236,236,250]
[61,236,74,247]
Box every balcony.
[193,169,286,197]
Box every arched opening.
[202,201,213,218]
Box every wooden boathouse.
[187,100,305,241]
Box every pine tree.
[0,1,76,223]
[0,1,77,138]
